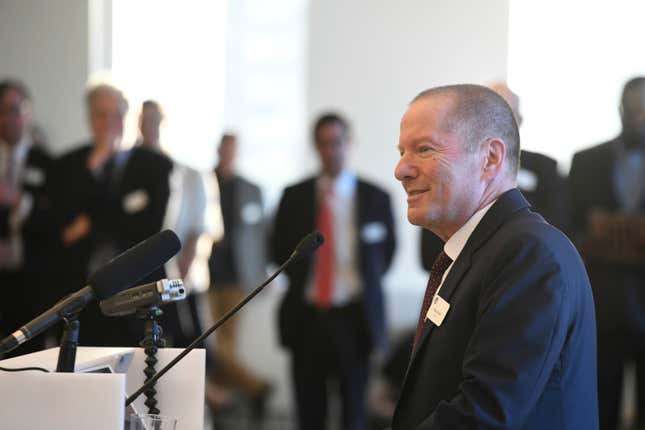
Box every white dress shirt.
[306,169,362,306]
[163,163,211,293]
[0,135,33,270]
[435,200,496,297]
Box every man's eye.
[418,146,431,153]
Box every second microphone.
[100,279,186,317]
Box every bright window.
[111,0,228,169]
[507,0,645,171]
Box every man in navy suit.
[392,84,597,429]
[271,112,396,430]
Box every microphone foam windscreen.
[294,231,325,259]
[88,230,182,300]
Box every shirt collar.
[318,169,356,197]
[0,134,32,162]
[444,200,496,262]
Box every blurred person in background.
[49,83,173,347]
[569,76,645,430]
[0,79,54,357]
[137,100,213,347]
[208,133,272,425]
[271,113,396,430]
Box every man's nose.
[394,155,416,182]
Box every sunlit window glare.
[508,0,645,171]
[111,0,228,170]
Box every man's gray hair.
[85,83,129,114]
[412,84,520,175]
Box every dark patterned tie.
[414,250,453,347]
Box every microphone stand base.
[137,306,165,415]
[55,314,80,373]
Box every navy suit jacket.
[393,189,598,429]
[270,175,396,353]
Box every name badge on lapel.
[426,295,450,326]
[123,189,149,214]
[517,168,538,192]
[361,221,386,244]
[240,202,262,225]
[23,167,45,187]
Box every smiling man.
[392,84,598,429]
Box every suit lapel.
[306,177,318,231]
[602,142,622,210]
[408,251,473,363]
[302,177,318,271]
[355,179,367,259]
[398,189,531,398]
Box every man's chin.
[406,209,427,227]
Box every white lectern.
[0,347,205,430]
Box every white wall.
[222,0,308,208]
[306,0,510,329]
[508,0,645,171]
[0,0,90,154]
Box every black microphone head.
[293,231,324,260]
[87,230,181,300]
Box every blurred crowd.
[0,76,644,430]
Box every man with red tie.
[271,112,396,430]
[392,84,597,429]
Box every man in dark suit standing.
[0,79,54,356]
[271,113,396,430]
[569,77,645,430]
[49,83,172,347]
[393,84,597,429]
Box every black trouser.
[597,331,625,430]
[598,331,645,430]
[291,302,370,430]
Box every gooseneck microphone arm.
[126,231,324,407]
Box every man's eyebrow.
[414,136,434,143]
[397,137,434,152]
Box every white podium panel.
[0,347,205,430]
[0,372,124,430]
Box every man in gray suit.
[207,133,271,422]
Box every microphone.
[290,230,325,261]
[100,279,186,317]
[125,231,324,407]
[0,230,181,354]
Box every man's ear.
[481,137,506,180]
